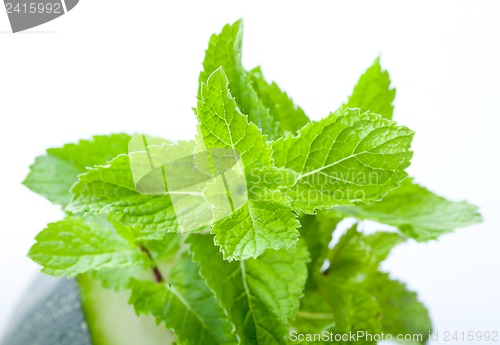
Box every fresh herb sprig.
[24,20,482,345]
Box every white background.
[0,1,499,343]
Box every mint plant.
[24,20,482,345]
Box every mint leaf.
[320,280,382,342]
[295,280,382,344]
[273,108,414,213]
[211,200,300,260]
[198,68,300,259]
[293,287,333,334]
[187,234,309,345]
[90,265,151,291]
[370,272,432,344]
[249,67,309,134]
[198,67,272,168]
[22,21,483,345]
[142,233,182,261]
[299,214,340,289]
[326,227,402,277]
[67,139,216,235]
[332,178,483,241]
[67,154,179,234]
[364,231,405,262]
[28,217,151,277]
[90,230,182,290]
[23,155,81,207]
[23,134,131,206]
[327,225,376,277]
[295,225,424,343]
[199,20,280,139]
[345,57,396,119]
[129,253,238,345]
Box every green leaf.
[273,108,414,213]
[364,231,405,263]
[319,280,382,343]
[295,226,414,342]
[187,234,309,345]
[345,57,396,119]
[90,265,151,291]
[90,231,182,291]
[28,217,151,277]
[295,280,382,344]
[67,139,216,235]
[142,233,182,261]
[199,20,280,139]
[332,178,483,241]
[249,67,309,134]
[326,227,403,277]
[211,199,300,260]
[23,134,131,206]
[67,154,179,234]
[21,21,482,345]
[293,288,334,335]
[246,166,298,206]
[198,67,272,168]
[198,68,300,260]
[371,273,432,344]
[326,225,375,278]
[299,214,340,290]
[129,253,238,345]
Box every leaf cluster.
[24,20,482,345]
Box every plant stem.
[140,245,164,283]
